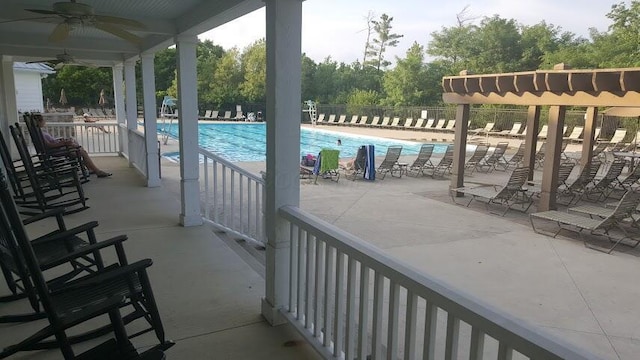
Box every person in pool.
[35,114,112,178]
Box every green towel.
[320,149,340,172]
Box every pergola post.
[539,106,566,211]
[581,107,598,170]
[141,53,161,187]
[522,106,541,180]
[0,56,18,152]
[450,104,469,194]
[175,35,202,227]
[124,59,137,165]
[112,63,126,156]
[261,0,302,326]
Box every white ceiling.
[0,0,263,65]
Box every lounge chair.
[326,114,337,125]
[464,143,490,174]
[477,142,509,172]
[376,145,403,179]
[470,122,495,136]
[336,114,347,125]
[348,115,359,125]
[430,119,446,132]
[606,128,627,145]
[564,126,584,143]
[450,167,532,216]
[368,116,381,127]
[441,120,456,133]
[222,110,232,120]
[202,110,212,119]
[406,144,435,177]
[316,113,326,124]
[390,117,401,127]
[403,118,414,129]
[344,145,375,181]
[413,118,425,129]
[357,115,368,126]
[559,159,603,205]
[495,122,522,138]
[581,159,626,202]
[525,162,576,199]
[313,149,340,183]
[537,125,548,139]
[423,119,435,130]
[380,117,391,127]
[530,189,640,254]
[505,142,526,169]
[427,144,454,177]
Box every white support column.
[261,0,302,326]
[141,53,161,187]
[112,63,126,156]
[175,35,202,227]
[124,59,137,166]
[0,56,18,152]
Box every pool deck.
[165,124,637,359]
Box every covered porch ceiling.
[0,0,264,65]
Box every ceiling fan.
[27,51,95,70]
[16,0,146,44]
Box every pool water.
[159,123,449,162]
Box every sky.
[200,0,621,65]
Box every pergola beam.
[442,91,640,107]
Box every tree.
[42,66,113,107]
[239,39,267,103]
[364,14,403,71]
[382,42,427,106]
[346,89,379,115]
[301,54,317,102]
[208,48,242,109]
[360,11,376,67]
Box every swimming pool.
[159,123,449,162]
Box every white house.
[13,62,54,113]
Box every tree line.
[42,1,640,113]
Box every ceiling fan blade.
[26,59,58,64]
[0,16,58,24]
[49,22,70,42]
[94,22,142,44]
[54,62,66,70]
[93,15,145,29]
[26,9,61,15]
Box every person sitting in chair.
[36,115,112,178]
[83,113,110,133]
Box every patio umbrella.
[603,106,640,153]
[98,89,107,107]
[59,88,68,106]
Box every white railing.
[200,148,265,245]
[127,129,147,175]
[279,206,600,360]
[44,122,119,154]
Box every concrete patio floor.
[2,132,639,359]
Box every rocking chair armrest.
[31,221,100,245]
[52,259,153,294]
[40,234,128,270]
[22,208,66,225]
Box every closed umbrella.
[59,88,68,106]
[98,89,107,107]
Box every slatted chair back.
[619,164,640,189]
[506,142,526,168]
[431,145,455,177]
[379,146,402,169]
[592,142,608,158]
[0,129,25,197]
[569,160,602,191]
[600,190,640,227]
[478,142,509,172]
[557,162,576,190]
[493,167,530,202]
[465,143,490,166]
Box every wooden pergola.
[442,64,640,211]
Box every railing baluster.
[222,165,227,225]
[404,291,418,360]
[371,272,384,360]
[305,234,314,330]
[239,175,244,233]
[230,169,235,228]
[212,161,218,222]
[314,239,325,338]
[387,281,400,359]
[357,266,370,360]
[289,223,298,313]
[345,258,358,360]
[469,327,485,360]
[247,181,253,236]
[204,157,210,218]
[423,301,437,360]
[323,245,334,348]
[445,313,460,360]
[333,251,345,358]
[297,227,305,321]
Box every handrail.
[279,205,601,360]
